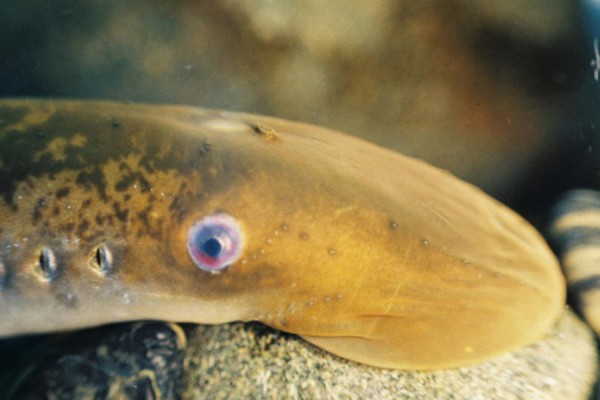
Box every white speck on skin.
[122,292,132,305]
[592,38,600,81]
[203,117,249,132]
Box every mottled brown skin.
[0,99,564,369]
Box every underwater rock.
[182,310,596,399]
[9,322,187,399]
[6,310,596,399]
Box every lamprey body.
[0,99,564,369]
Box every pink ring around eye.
[186,213,244,273]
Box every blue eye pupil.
[202,237,222,258]
[187,213,243,273]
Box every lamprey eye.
[187,213,244,273]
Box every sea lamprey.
[0,99,565,369]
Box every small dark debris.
[251,123,279,142]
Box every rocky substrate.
[183,309,597,399]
